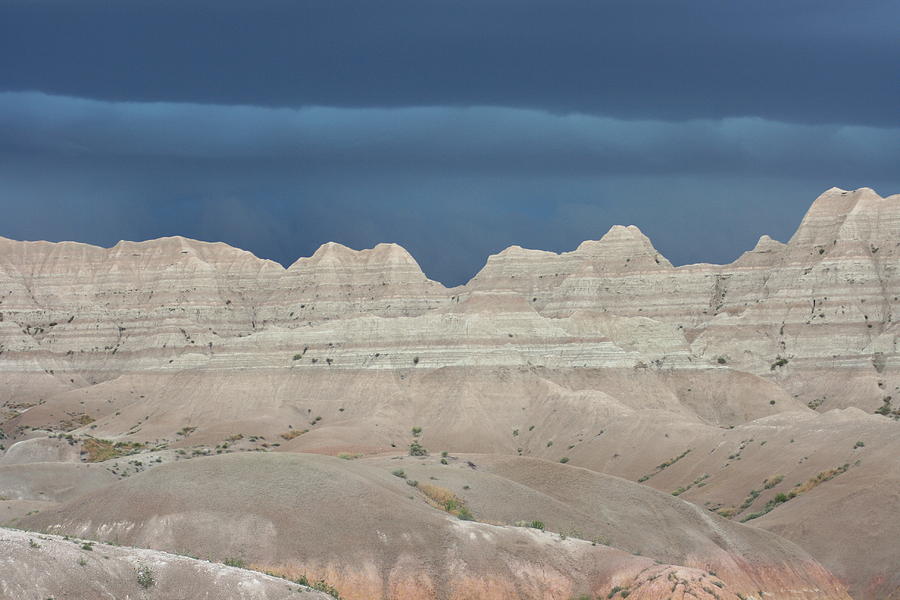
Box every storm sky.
[1,1,898,285]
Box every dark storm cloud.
[1,0,898,126]
[2,93,897,180]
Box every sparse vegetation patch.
[722,464,856,521]
[81,438,144,463]
[637,448,691,482]
[418,483,474,520]
[672,473,709,496]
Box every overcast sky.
[1,0,898,285]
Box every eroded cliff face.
[468,187,900,411]
[1,187,897,412]
[1,187,898,599]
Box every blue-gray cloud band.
[2,93,897,180]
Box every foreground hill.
[17,452,848,600]
[0,527,333,600]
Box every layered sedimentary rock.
[1,187,896,411]
[467,187,900,411]
[260,242,450,325]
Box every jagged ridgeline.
[2,187,899,600]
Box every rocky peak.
[789,187,900,247]
[753,235,786,253]
[574,224,673,269]
[289,242,427,274]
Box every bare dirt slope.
[753,440,900,600]
[18,452,848,600]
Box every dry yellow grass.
[795,464,851,494]
[419,483,456,505]
[763,475,784,489]
[58,413,96,431]
[418,483,472,519]
[279,429,308,441]
[80,438,144,462]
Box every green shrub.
[770,356,789,370]
[409,441,428,456]
[136,564,155,589]
[295,575,343,598]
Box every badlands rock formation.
[1,187,898,599]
